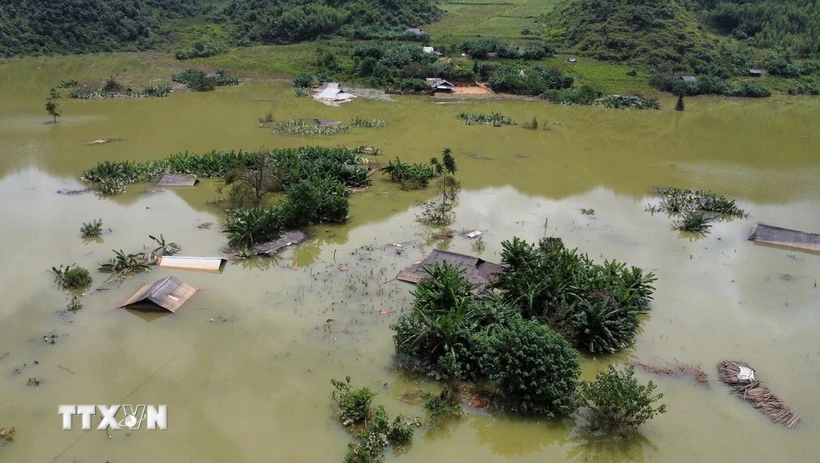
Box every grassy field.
[427,0,557,44]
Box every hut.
[680,75,697,84]
[747,69,763,77]
[157,256,227,273]
[157,174,198,187]
[121,276,196,313]
[314,83,356,103]
[748,223,820,252]
[252,230,309,256]
[405,27,424,36]
[397,249,503,288]
[425,78,456,92]
[568,57,577,63]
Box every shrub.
[172,69,216,91]
[541,85,604,105]
[80,219,103,238]
[456,112,517,126]
[51,264,92,289]
[672,211,712,232]
[424,388,462,425]
[175,42,224,60]
[149,234,181,256]
[576,365,666,434]
[223,206,283,248]
[331,376,376,428]
[481,318,580,416]
[98,250,151,279]
[488,65,573,96]
[278,177,349,228]
[292,73,315,89]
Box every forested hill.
[0,0,441,57]
[224,0,441,45]
[0,0,199,56]
[553,0,820,66]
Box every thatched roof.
[121,276,196,313]
[717,360,800,428]
[397,250,502,286]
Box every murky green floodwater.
[1,55,819,463]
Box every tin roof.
[158,256,227,273]
[121,276,197,313]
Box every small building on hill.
[426,78,455,92]
[747,69,763,77]
[680,75,698,84]
[314,83,356,103]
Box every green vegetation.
[576,365,666,435]
[51,264,92,290]
[330,377,417,463]
[149,234,181,256]
[172,69,240,91]
[488,65,574,96]
[349,117,386,128]
[268,120,350,136]
[599,95,660,110]
[456,112,517,126]
[424,388,463,425]
[380,158,437,190]
[98,250,151,279]
[175,42,225,60]
[482,317,581,416]
[45,96,61,124]
[495,237,657,354]
[646,187,746,234]
[651,74,772,98]
[80,219,104,238]
[461,39,553,60]
[541,85,604,106]
[81,147,370,194]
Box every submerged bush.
[672,211,712,232]
[424,388,463,425]
[482,318,580,416]
[576,365,666,434]
[646,187,746,231]
[80,219,103,238]
[541,85,604,105]
[98,250,151,279]
[171,69,238,91]
[51,264,92,290]
[456,112,517,126]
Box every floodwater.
[1,55,819,463]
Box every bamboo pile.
[717,360,800,428]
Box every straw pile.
[631,360,709,387]
[717,360,800,428]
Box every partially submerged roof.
[315,118,342,127]
[121,276,196,313]
[315,85,356,102]
[397,249,503,286]
[748,223,820,252]
[252,230,309,256]
[158,256,227,273]
[157,174,198,187]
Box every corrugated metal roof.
[121,276,197,313]
[749,223,820,252]
[158,256,227,272]
[157,174,198,187]
[680,75,697,83]
[396,249,502,286]
[252,230,309,256]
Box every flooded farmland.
[1,55,819,463]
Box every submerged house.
[397,249,503,289]
[314,83,356,103]
[121,276,196,313]
[426,78,456,92]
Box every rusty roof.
[252,230,309,256]
[396,249,502,286]
[121,276,197,313]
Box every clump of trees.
[390,241,665,427]
[461,39,554,60]
[51,264,92,290]
[645,187,747,235]
[488,65,574,96]
[171,69,240,91]
[651,74,771,98]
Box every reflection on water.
[0,56,819,462]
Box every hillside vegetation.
[0,0,440,57]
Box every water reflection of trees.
[471,414,573,456]
[565,428,657,463]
